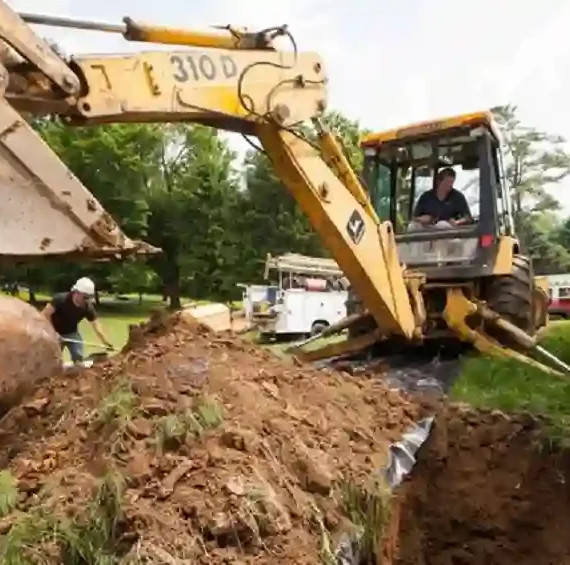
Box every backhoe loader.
[337,113,552,356]
[0,2,565,395]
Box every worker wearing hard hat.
[42,277,113,364]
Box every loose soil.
[3,309,569,564]
[0,310,424,564]
[395,404,570,565]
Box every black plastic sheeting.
[328,354,462,564]
[334,416,435,564]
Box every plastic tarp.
[328,355,461,564]
[333,416,435,564]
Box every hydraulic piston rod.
[17,12,281,50]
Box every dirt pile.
[395,405,570,565]
[0,311,423,564]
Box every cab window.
[393,164,479,233]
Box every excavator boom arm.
[0,4,416,337]
[0,3,567,377]
[0,3,159,260]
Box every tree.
[521,212,570,274]
[237,109,370,283]
[491,105,570,273]
[321,110,370,170]
[107,259,159,304]
[29,120,167,298]
[145,124,242,307]
[35,120,163,240]
[30,119,246,306]
[491,104,570,240]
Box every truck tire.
[486,255,535,334]
[310,321,329,336]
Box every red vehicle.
[547,275,570,319]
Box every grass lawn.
[453,321,570,443]
[78,310,150,358]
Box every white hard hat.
[72,277,95,297]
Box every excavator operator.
[409,167,473,230]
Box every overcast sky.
[9,0,570,212]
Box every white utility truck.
[240,253,349,340]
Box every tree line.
[4,105,570,307]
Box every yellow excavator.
[300,113,556,368]
[0,2,565,393]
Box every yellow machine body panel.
[361,110,502,147]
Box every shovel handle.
[60,337,117,351]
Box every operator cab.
[360,111,515,278]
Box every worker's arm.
[41,302,55,320]
[86,309,113,349]
[412,193,434,226]
[449,192,473,227]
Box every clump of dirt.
[395,404,570,565]
[0,311,423,564]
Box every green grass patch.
[94,378,138,427]
[453,321,570,442]
[155,395,223,451]
[339,475,392,563]
[0,471,127,565]
[0,471,17,519]
[79,311,149,359]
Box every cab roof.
[360,110,502,148]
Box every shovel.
[60,337,117,351]
[61,337,117,364]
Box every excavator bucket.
[0,19,159,413]
[0,296,62,418]
[292,288,570,379]
[0,97,157,260]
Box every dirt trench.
[392,405,570,565]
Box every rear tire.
[486,254,535,334]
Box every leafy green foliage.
[0,472,127,565]
[492,104,570,271]
[35,120,161,239]
[144,124,243,305]
[13,109,368,304]
[10,104,570,303]
[0,471,17,518]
